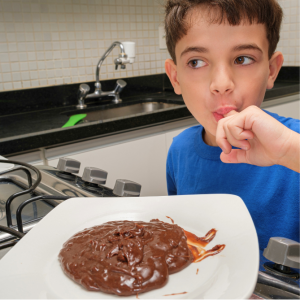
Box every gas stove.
[0,158,299,299]
[0,157,141,257]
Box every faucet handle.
[78,83,90,96]
[76,84,90,109]
[114,80,127,94]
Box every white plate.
[0,194,259,299]
[0,155,14,173]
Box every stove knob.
[113,179,141,197]
[57,157,81,174]
[263,237,300,269]
[82,167,108,185]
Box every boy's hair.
[165,0,283,63]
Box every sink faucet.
[76,41,135,109]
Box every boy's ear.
[165,59,182,95]
[266,51,284,90]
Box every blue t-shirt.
[167,110,300,250]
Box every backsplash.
[0,0,168,91]
[0,0,299,92]
[277,0,299,67]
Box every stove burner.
[264,262,300,279]
[56,171,76,180]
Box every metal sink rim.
[61,98,185,116]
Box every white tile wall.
[0,0,299,92]
[0,0,168,91]
[276,0,300,67]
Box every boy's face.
[165,8,283,146]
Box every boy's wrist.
[278,130,300,172]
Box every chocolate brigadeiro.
[59,219,193,296]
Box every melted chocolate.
[166,216,174,224]
[59,219,225,296]
[59,220,193,296]
[184,229,226,263]
[164,292,188,296]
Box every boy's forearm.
[279,130,300,173]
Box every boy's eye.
[188,59,206,69]
[235,56,254,65]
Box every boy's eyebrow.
[233,43,263,53]
[180,43,263,58]
[180,46,208,58]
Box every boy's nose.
[210,66,234,95]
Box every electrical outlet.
[159,26,167,50]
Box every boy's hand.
[216,105,300,172]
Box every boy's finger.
[224,110,238,117]
[217,136,232,154]
[220,149,248,164]
[226,123,254,140]
[216,121,232,154]
[223,126,251,150]
[223,110,255,140]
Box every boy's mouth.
[213,107,237,122]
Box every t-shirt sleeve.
[279,115,300,134]
[289,118,300,133]
[166,142,177,195]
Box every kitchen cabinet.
[48,133,168,197]
[6,118,197,197]
[263,98,300,119]
[46,118,198,197]
[6,150,44,166]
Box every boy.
[164,0,299,250]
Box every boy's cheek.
[241,84,267,109]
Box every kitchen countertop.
[0,72,299,156]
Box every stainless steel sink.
[63,100,184,123]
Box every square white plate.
[0,194,259,299]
